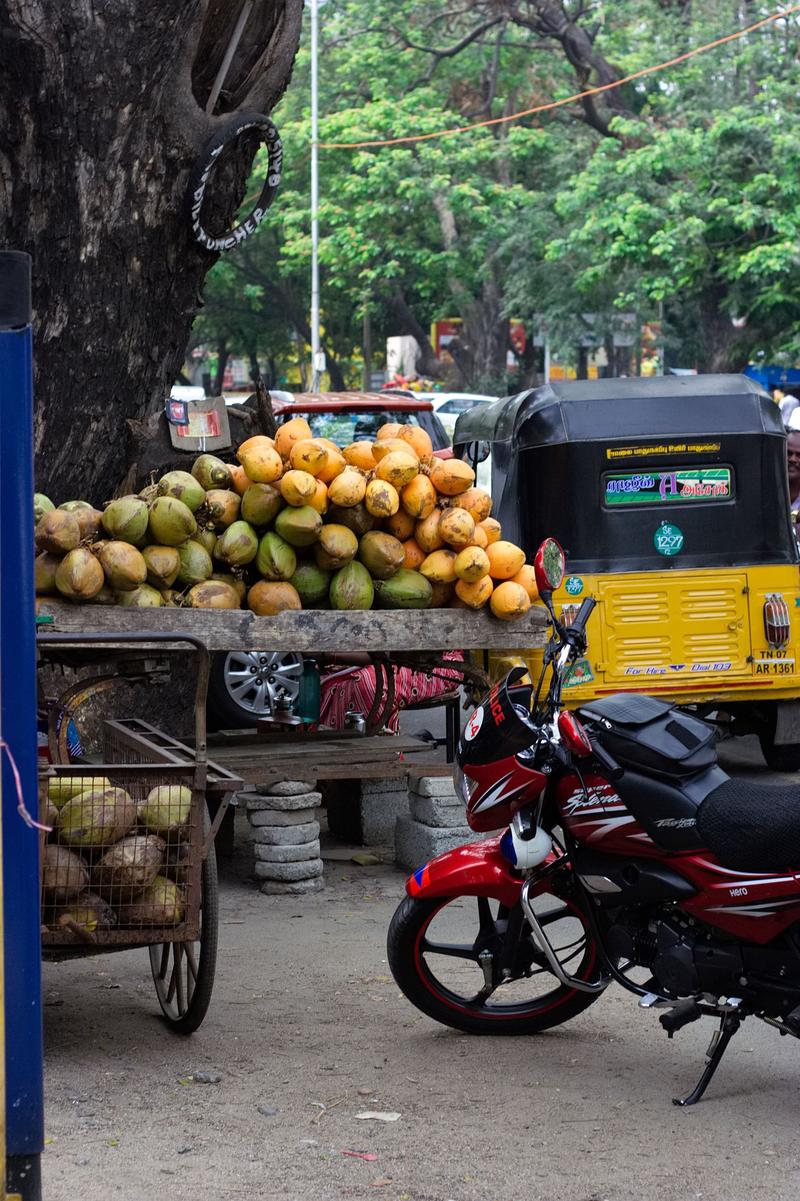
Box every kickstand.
[673,1012,741,1107]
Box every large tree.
[0,0,303,499]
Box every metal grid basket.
[40,761,204,949]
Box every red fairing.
[406,837,557,907]
[555,772,800,945]
[670,859,800,944]
[464,756,546,833]
[556,771,656,853]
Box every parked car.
[427,393,496,440]
[208,392,451,728]
[271,391,450,451]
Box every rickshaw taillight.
[764,594,791,647]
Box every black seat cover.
[697,778,800,871]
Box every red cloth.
[320,654,463,732]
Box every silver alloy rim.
[222,650,303,716]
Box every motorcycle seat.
[696,777,800,871]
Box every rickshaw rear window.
[602,466,734,508]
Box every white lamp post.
[307,0,326,391]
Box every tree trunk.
[214,338,230,396]
[0,0,303,501]
[387,286,442,378]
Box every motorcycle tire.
[387,892,604,1036]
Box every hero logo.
[464,707,484,741]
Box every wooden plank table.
[36,601,547,653]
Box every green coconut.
[210,573,247,602]
[358,531,405,580]
[57,786,137,849]
[195,527,218,556]
[191,454,231,491]
[35,510,81,555]
[48,775,112,810]
[187,580,242,609]
[74,507,103,540]
[157,470,206,513]
[329,561,374,611]
[274,505,323,548]
[58,500,94,511]
[176,540,213,587]
[374,568,433,609]
[202,489,241,530]
[55,547,106,601]
[142,545,180,589]
[115,584,163,607]
[96,541,147,590]
[35,552,61,595]
[240,483,283,527]
[255,531,296,581]
[138,784,192,834]
[148,496,197,546]
[290,563,331,608]
[87,584,116,605]
[101,496,149,546]
[314,524,358,571]
[34,493,55,525]
[215,520,258,568]
[118,876,185,927]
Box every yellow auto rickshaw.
[455,374,800,770]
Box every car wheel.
[207,650,303,729]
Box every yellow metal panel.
[597,572,751,682]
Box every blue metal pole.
[0,250,44,1200]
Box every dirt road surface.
[42,738,800,1201]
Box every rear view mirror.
[534,538,565,594]
[462,440,490,464]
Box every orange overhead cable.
[319,4,800,150]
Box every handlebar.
[570,596,596,637]
[589,736,624,781]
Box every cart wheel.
[149,843,219,1034]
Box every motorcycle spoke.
[420,938,479,961]
[536,905,571,927]
[476,895,495,937]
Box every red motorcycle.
[388,539,800,1105]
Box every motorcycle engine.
[606,911,744,999]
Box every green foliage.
[191,0,800,387]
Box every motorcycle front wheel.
[387,889,604,1035]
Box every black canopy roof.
[454,374,782,450]
[453,374,796,572]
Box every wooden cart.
[36,602,547,781]
[35,604,547,1026]
[37,631,242,1034]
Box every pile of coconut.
[41,778,191,937]
[34,419,537,621]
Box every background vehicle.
[412,392,495,489]
[272,391,449,450]
[208,391,450,727]
[454,374,800,769]
[388,540,800,1106]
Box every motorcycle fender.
[406,837,559,908]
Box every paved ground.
[42,735,800,1201]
